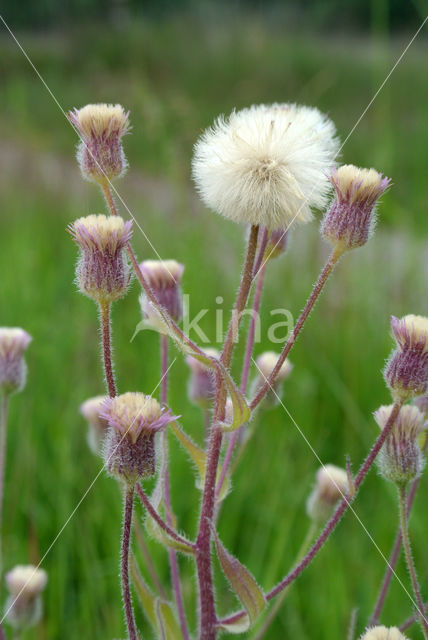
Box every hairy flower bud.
[374,404,425,486]
[384,315,428,401]
[0,328,32,394]
[186,348,219,409]
[264,228,289,261]
[100,393,177,484]
[4,565,47,631]
[69,214,133,304]
[252,351,293,406]
[360,626,408,640]
[80,395,109,455]
[139,260,184,331]
[321,165,390,251]
[68,103,130,185]
[306,464,348,523]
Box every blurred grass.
[0,15,428,640]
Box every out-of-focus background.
[0,1,427,638]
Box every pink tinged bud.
[0,328,32,394]
[360,626,409,640]
[80,395,109,455]
[384,315,428,401]
[186,348,219,409]
[374,404,425,486]
[321,165,390,251]
[4,565,47,631]
[139,260,185,330]
[100,392,178,484]
[264,228,289,261]
[67,104,130,185]
[306,464,349,523]
[68,214,133,304]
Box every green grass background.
[0,14,428,639]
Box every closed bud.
[360,626,408,640]
[69,214,133,305]
[374,404,425,486]
[252,351,293,406]
[264,228,289,261]
[306,464,348,523]
[186,348,219,409]
[100,392,177,485]
[68,104,130,185]
[0,328,32,394]
[321,165,390,251]
[384,315,428,401]
[80,395,109,455]
[139,260,184,331]
[4,565,47,631]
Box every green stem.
[397,483,428,638]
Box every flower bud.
[360,626,408,640]
[252,351,292,406]
[264,228,289,261]
[139,260,184,331]
[306,464,348,524]
[321,165,390,251]
[0,328,32,394]
[186,348,219,409]
[4,565,47,631]
[80,395,109,455]
[69,214,133,305]
[374,404,425,486]
[384,315,428,401]
[67,104,130,185]
[100,392,177,484]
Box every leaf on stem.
[212,527,266,632]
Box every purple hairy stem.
[250,246,343,411]
[252,227,269,278]
[218,402,402,628]
[99,302,117,398]
[121,486,138,640]
[196,225,259,640]
[400,604,428,632]
[369,459,424,626]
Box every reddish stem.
[252,227,269,279]
[218,401,402,627]
[250,247,343,411]
[99,302,117,398]
[121,486,138,640]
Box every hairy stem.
[400,604,428,632]
[121,485,138,640]
[250,246,343,411]
[196,226,259,640]
[218,401,403,627]
[99,301,117,398]
[0,394,8,534]
[397,483,428,638]
[251,226,270,279]
[369,470,423,626]
[101,183,119,216]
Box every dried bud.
[69,214,133,305]
[0,328,32,394]
[384,315,428,401]
[186,348,219,409]
[4,565,47,631]
[321,165,390,251]
[252,351,293,406]
[80,395,109,455]
[264,228,289,261]
[100,392,177,484]
[139,260,184,331]
[68,104,130,185]
[374,404,425,486]
[306,464,349,523]
[360,626,408,640]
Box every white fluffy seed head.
[192,103,339,230]
[360,626,408,640]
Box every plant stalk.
[0,394,8,534]
[121,485,138,640]
[99,301,117,398]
